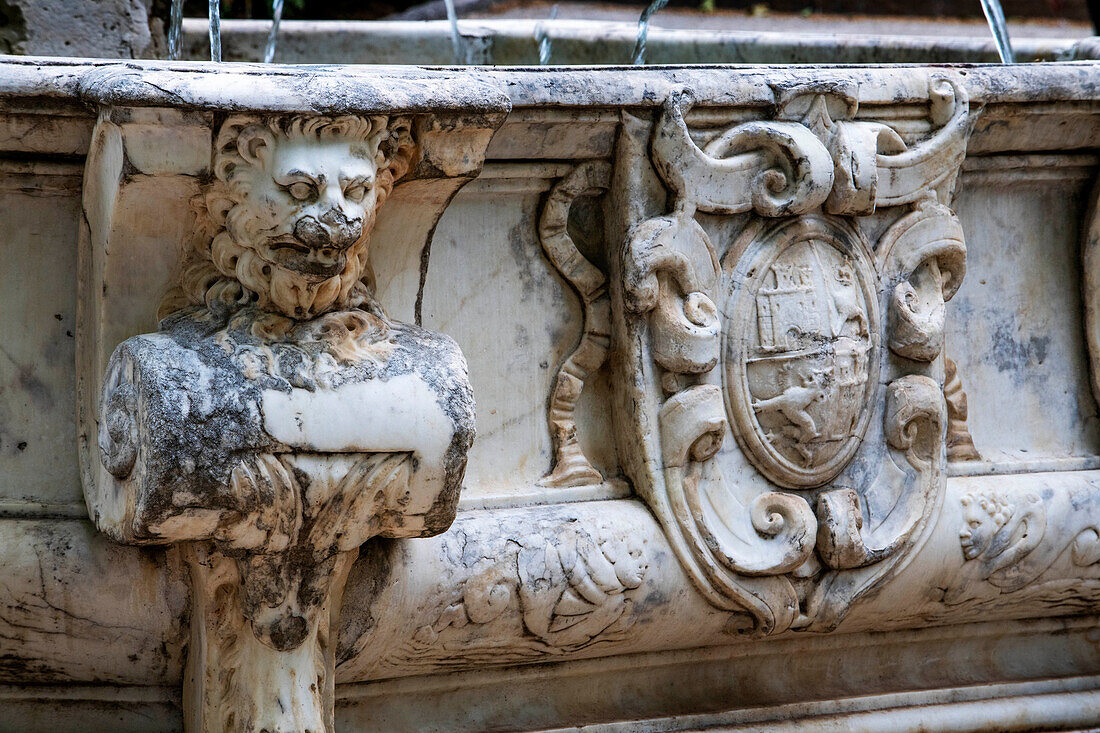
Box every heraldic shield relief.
[605,75,975,635]
[725,217,879,489]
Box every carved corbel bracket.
[77,70,508,732]
[608,73,979,635]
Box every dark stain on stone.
[16,366,53,410]
[507,197,543,299]
[989,321,1051,375]
[336,538,396,665]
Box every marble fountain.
[2,5,1100,731]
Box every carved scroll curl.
[872,78,974,208]
[877,200,967,362]
[659,386,727,467]
[650,89,834,217]
[884,374,947,469]
[815,376,946,570]
[624,212,721,374]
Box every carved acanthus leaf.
[944,356,981,462]
[411,523,650,655]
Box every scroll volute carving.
[86,113,476,732]
[877,199,967,363]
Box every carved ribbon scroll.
[539,161,612,488]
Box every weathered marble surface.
[0,0,164,58]
[1,57,1100,731]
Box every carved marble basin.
[1,36,1100,732]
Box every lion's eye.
[344,184,368,202]
[287,181,315,201]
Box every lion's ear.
[237,125,276,167]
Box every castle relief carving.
[83,113,476,732]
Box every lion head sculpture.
[162,114,416,322]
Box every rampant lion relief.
[608,76,977,635]
[85,113,476,733]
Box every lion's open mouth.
[264,237,349,280]
[270,239,311,255]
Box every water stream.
[631,0,670,65]
[265,0,284,63]
[443,0,465,64]
[208,0,222,62]
[535,5,559,65]
[168,0,184,60]
[979,0,1014,63]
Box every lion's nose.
[293,210,363,249]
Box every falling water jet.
[264,0,284,63]
[631,0,669,65]
[979,0,1014,63]
[208,0,222,62]
[535,5,558,66]
[168,0,184,60]
[443,0,465,65]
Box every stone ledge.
[3,470,1100,686]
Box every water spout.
[264,0,284,63]
[168,0,183,60]
[208,0,222,62]
[535,5,558,65]
[979,0,1014,63]
[443,0,465,64]
[632,0,670,65]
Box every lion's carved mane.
[160,114,416,325]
